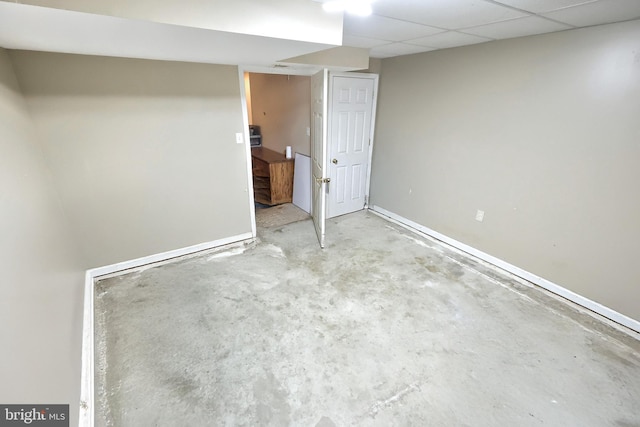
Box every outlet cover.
[235,133,244,144]
[475,209,485,222]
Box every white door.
[311,69,329,248]
[327,74,376,218]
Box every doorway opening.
[240,68,379,244]
[244,71,313,229]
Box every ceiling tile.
[369,42,437,58]
[541,0,640,26]
[490,0,598,14]
[344,14,444,41]
[371,0,528,30]
[342,34,390,49]
[462,15,572,39]
[406,31,492,49]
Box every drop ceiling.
[0,0,639,67]
[341,0,640,58]
[0,1,337,68]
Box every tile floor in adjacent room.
[94,210,640,426]
[255,203,310,229]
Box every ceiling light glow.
[322,0,373,16]
[346,0,372,16]
[322,0,345,13]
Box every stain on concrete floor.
[94,211,640,426]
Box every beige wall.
[361,57,382,74]
[0,48,84,425]
[249,73,311,157]
[371,20,640,321]
[10,51,252,268]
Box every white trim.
[364,74,378,209]
[89,233,252,278]
[78,232,253,426]
[238,66,257,238]
[78,271,94,427]
[370,205,640,334]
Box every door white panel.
[351,164,362,199]
[356,88,368,104]
[337,112,349,153]
[338,88,350,103]
[328,75,376,219]
[354,111,366,152]
[336,166,347,203]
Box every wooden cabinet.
[251,147,295,206]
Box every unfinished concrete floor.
[95,211,640,426]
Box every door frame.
[238,66,379,238]
[238,67,257,238]
[311,68,329,248]
[326,71,379,216]
[238,66,319,237]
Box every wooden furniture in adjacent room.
[251,147,295,206]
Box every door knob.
[332,158,338,164]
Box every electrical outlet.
[475,209,485,222]
[235,133,244,144]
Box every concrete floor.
[95,211,640,426]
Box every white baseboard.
[78,232,253,427]
[370,205,640,334]
[88,232,253,279]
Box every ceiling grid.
[337,0,640,57]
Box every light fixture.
[322,0,373,17]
